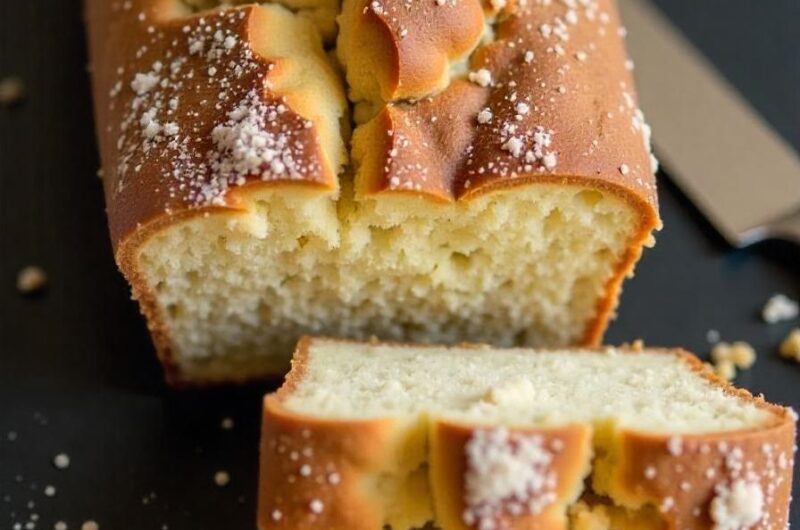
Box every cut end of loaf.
[282,339,777,432]
[138,183,647,383]
[257,338,795,530]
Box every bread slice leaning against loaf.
[87,0,660,385]
[257,337,796,530]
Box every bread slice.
[87,0,660,384]
[257,337,795,530]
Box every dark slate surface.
[0,0,797,528]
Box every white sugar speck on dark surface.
[52,454,70,470]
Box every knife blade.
[617,0,800,247]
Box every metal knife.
[618,0,800,247]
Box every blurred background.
[1,0,798,528]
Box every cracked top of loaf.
[88,0,659,251]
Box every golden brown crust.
[608,423,796,530]
[355,0,658,206]
[354,80,488,200]
[258,338,796,530]
[258,396,397,530]
[338,0,485,102]
[88,1,337,248]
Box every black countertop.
[1,0,798,528]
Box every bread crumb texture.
[52,453,71,470]
[257,339,795,530]
[90,0,660,382]
[16,266,48,294]
[213,470,231,486]
[709,342,756,382]
[762,294,798,324]
[779,328,800,362]
[0,76,25,106]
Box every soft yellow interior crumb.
[140,184,642,381]
[286,341,772,432]
[569,500,664,530]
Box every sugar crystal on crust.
[463,428,557,530]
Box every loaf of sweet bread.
[87,0,660,384]
[258,337,795,530]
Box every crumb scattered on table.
[714,360,736,381]
[220,417,234,430]
[763,294,799,324]
[81,521,99,530]
[52,453,70,470]
[0,76,25,106]
[17,266,48,294]
[141,491,157,505]
[626,339,644,351]
[779,329,800,362]
[706,329,720,343]
[710,341,757,380]
[213,470,230,487]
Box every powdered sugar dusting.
[462,428,557,530]
[710,479,764,530]
[646,435,792,530]
[262,429,342,525]
[108,8,323,210]
[490,120,558,175]
[200,90,318,205]
[106,0,658,213]
[707,442,785,530]
[449,0,657,198]
[620,81,658,176]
